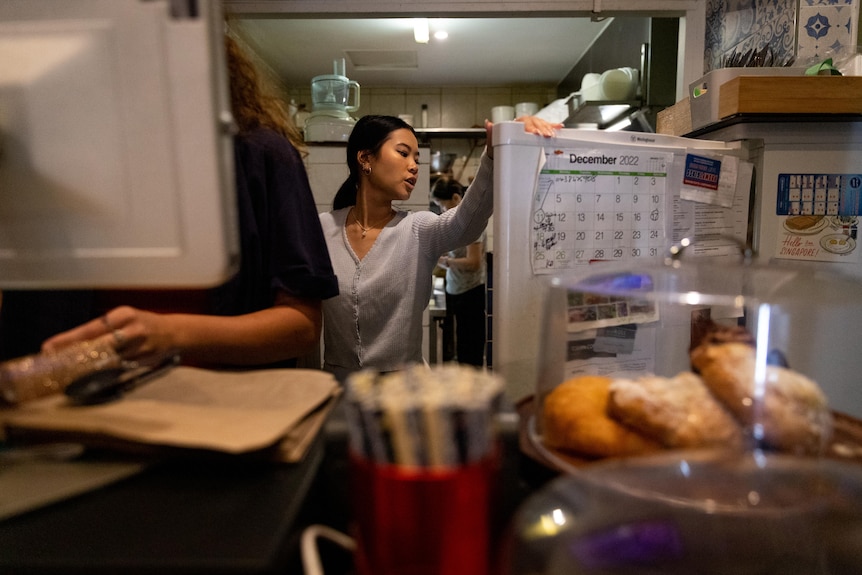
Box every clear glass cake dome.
[503,451,862,575]
[506,250,862,574]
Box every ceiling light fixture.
[413,18,429,44]
[434,30,449,40]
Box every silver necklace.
[353,209,393,238]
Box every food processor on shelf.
[303,58,360,143]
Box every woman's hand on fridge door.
[484,116,562,158]
[517,115,563,137]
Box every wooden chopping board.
[718,76,862,119]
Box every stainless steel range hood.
[564,96,642,130]
[557,18,678,132]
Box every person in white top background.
[432,177,487,367]
[318,114,560,382]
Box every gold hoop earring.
[362,164,372,175]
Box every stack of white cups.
[490,105,514,123]
[581,67,639,101]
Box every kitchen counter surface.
[0,440,327,574]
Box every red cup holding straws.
[350,452,500,575]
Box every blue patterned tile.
[800,1,854,6]
[704,0,799,71]
[704,0,727,71]
[797,4,859,62]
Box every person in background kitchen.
[35,33,338,369]
[431,177,487,367]
[319,114,561,382]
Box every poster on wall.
[774,173,862,263]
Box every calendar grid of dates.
[531,149,673,274]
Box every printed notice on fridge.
[679,152,742,209]
[674,160,752,259]
[563,326,656,380]
[564,274,659,332]
[774,173,861,263]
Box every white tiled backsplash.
[703,0,860,73]
[287,84,557,130]
[304,145,431,215]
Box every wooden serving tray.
[718,76,862,119]
[516,395,862,474]
[656,97,692,136]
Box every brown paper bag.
[0,366,339,460]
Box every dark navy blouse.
[210,127,338,316]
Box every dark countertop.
[0,401,558,575]
[0,443,327,574]
[685,112,862,139]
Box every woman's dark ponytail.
[331,115,416,210]
[333,177,358,210]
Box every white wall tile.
[369,89,406,116]
[442,89,479,127]
[405,89,441,128]
[287,83,556,128]
[476,87,512,125]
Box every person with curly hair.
[36,33,338,369]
